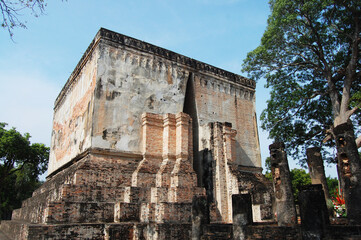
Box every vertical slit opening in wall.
[183,73,202,186]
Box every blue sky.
[0,0,337,177]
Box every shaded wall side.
[91,41,189,153]
[193,74,261,168]
[48,49,98,175]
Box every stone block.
[114,203,140,222]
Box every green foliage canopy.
[0,122,49,219]
[0,122,49,181]
[0,164,43,219]
[290,168,311,203]
[242,0,361,165]
[326,175,339,197]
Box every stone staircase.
[201,223,233,240]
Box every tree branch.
[269,91,321,129]
[356,135,361,148]
[1,0,46,38]
[8,162,26,175]
[331,68,346,83]
[346,105,360,119]
[322,132,333,144]
[339,11,361,122]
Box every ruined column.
[222,122,237,222]
[306,147,331,201]
[133,113,164,187]
[212,122,230,222]
[222,122,237,165]
[175,112,191,159]
[269,142,297,226]
[192,195,209,240]
[299,184,330,240]
[153,114,177,188]
[141,113,164,155]
[209,122,237,223]
[334,122,361,224]
[202,149,214,204]
[168,112,194,194]
[232,194,253,240]
[163,114,176,157]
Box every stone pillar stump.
[299,184,329,240]
[334,122,361,224]
[269,142,297,226]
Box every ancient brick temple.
[0,28,273,239]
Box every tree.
[0,165,43,219]
[326,175,339,197]
[242,0,361,165]
[290,168,312,203]
[1,0,46,38]
[0,122,49,219]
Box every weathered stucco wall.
[193,74,261,167]
[48,47,98,175]
[91,40,189,153]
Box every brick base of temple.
[0,147,203,239]
[0,221,193,240]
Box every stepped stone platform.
[0,146,203,239]
[0,221,193,240]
